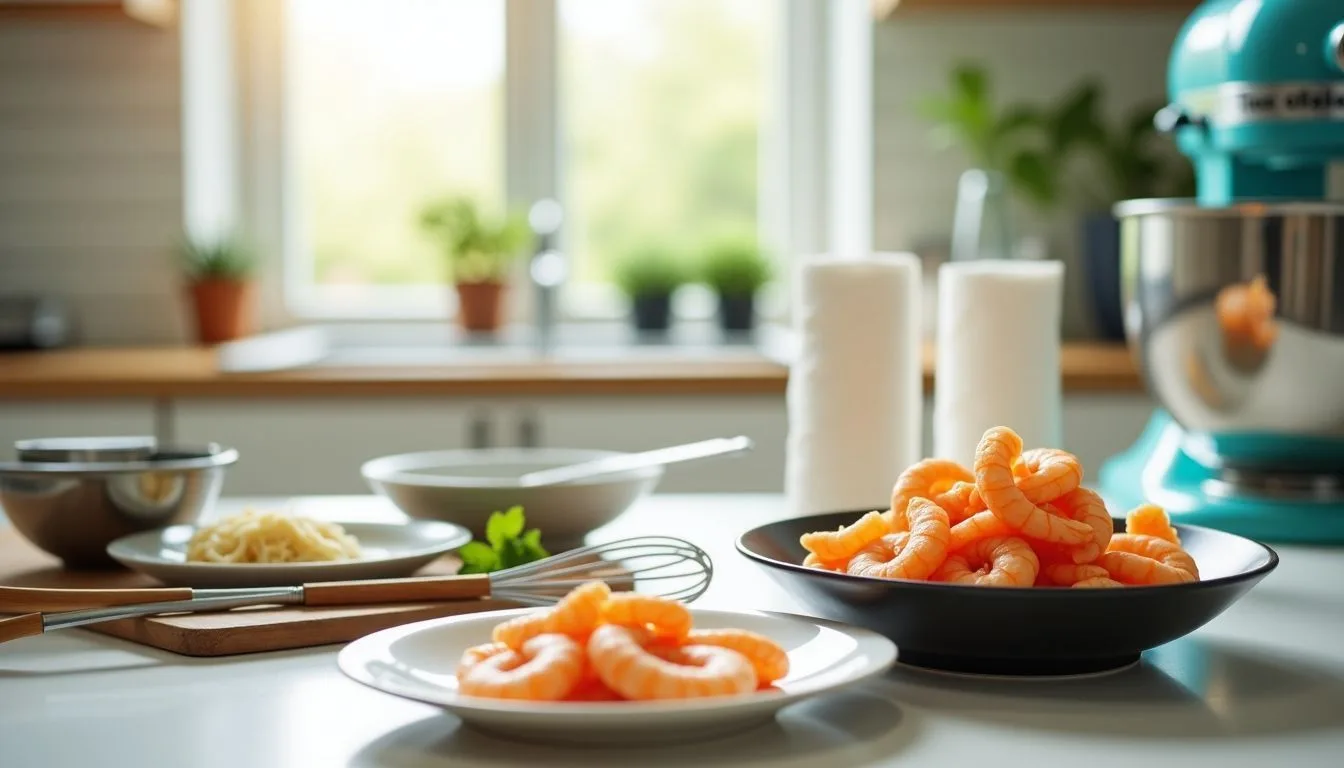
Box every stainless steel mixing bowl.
[0,444,238,568]
[1116,199,1344,466]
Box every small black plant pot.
[1082,212,1125,341]
[631,293,673,332]
[717,294,755,333]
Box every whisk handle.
[301,574,492,606]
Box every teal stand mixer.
[1098,0,1344,544]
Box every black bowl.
[736,510,1278,677]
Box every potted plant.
[612,245,689,334]
[699,235,772,333]
[917,63,1099,260]
[178,236,256,345]
[1074,96,1195,340]
[419,196,533,333]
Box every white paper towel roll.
[933,260,1064,467]
[785,253,922,516]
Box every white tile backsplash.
[0,9,1190,344]
[0,16,185,346]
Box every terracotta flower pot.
[455,281,506,333]
[188,279,254,345]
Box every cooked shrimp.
[1039,563,1109,587]
[600,593,693,641]
[458,633,585,701]
[846,532,907,572]
[1014,448,1084,504]
[799,510,888,560]
[931,536,1038,587]
[457,641,510,678]
[1126,503,1181,545]
[930,481,985,524]
[947,510,1013,551]
[1217,274,1277,349]
[846,498,950,580]
[492,609,555,650]
[686,628,789,684]
[887,460,973,531]
[1097,542,1198,585]
[802,553,848,572]
[1107,533,1199,579]
[1072,576,1124,588]
[974,427,1093,545]
[587,624,757,700]
[1046,488,1114,563]
[565,678,623,701]
[548,580,611,639]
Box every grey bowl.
[0,444,238,568]
[361,448,663,548]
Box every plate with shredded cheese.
[105,508,472,587]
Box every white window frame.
[189,0,870,330]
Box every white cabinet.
[172,399,484,495]
[0,400,157,450]
[517,396,789,493]
[140,392,1155,497]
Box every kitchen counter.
[0,342,1141,398]
[1,494,1341,768]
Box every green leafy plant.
[419,196,533,284]
[917,63,1101,210]
[177,236,255,282]
[612,244,690,298]
[1078,98,1197,208]
[699,236,772,297]
[457,506,549,575]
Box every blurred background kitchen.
[0,0,1195,496]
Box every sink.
[215,323,794,372]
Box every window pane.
[286,0,503,303]
[560,0,775,286]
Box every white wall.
[872,9,1190,339]
[0,15,186,345]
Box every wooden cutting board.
[0,528,524,657]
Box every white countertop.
[2,494,1343,768]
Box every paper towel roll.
[785,253,922,516]
[933,260,1064,467]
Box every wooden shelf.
[0,0,176,27]
[874,0,1198,18]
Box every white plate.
[337,607,897,746]
[105,520,471,587]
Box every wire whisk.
[490,535,714,607]
[0,535,716,645]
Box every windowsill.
[213,320,798,373]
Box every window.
[560,0,776,289]
[228,0,854,323]
[284,0,505,316]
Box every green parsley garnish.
[457,506,549,574]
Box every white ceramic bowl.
[361,448,662,547]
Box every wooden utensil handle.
[301,574,492,606]
[0,586,194,613]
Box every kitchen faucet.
[528,199,566,357]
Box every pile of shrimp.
[800,425,1200,588]
[454,581,790,702]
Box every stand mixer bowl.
[1116,198,1344,471]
